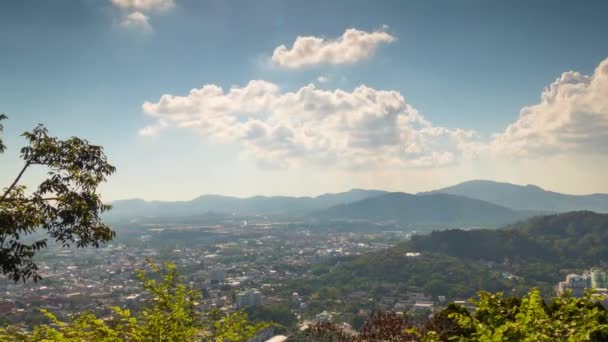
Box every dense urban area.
[0,217,404,333]
[3,209,608,340]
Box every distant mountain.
[425,180,608,213]
[106,189,387,220]
[315,192,536,229]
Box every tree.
[0,115,116,282]
[450,289,608,341]
[307,289,608,341]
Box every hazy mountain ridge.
[315,192,537,229]
[106,189,388,220]
[107,180,608,224]
[425,180,608,213]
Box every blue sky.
[1,0,608,200]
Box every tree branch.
[1,161,31,201]
[1,197,58,202]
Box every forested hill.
[406,211,608,263]
[296,211,608,299]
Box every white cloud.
[111,0,174,31]
[120,11,153,32]
[491,57,608,157]
[138,118,167,136]
[140,81,475,168]
[111,0,174,13]
[271,28,395,69]
[140,57,608,171]
[317,75,330,83]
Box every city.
[2,0,608,340]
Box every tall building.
[209,268,227,285]
[236,289,262,309]
[590,269,608,289]
[291,292,302,307]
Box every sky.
[1,0,608,201]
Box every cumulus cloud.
[140,81,476,168]
[120,11,153,32]
[139,57,608,170]
[111,0,174,13]
[492,57,608,157]
[271,28,395,69]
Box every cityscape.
[3,212,608,340]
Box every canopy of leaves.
[0,115,116,282]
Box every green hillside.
[294,211,608,300]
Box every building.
[291,292,302,307]
[209,268,227,285]
[236,289,262,309]
[453,300,476,312]
[556,273,591,297]
[590,269,608,289]
[315,311,332,323]
[413,301,434,312]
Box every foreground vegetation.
[4,261,608,341]
[308,289,608,341]
[1,115,116,282]
[0,260,269,342]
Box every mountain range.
[107,180,608,227]
[425,180,608,213]
[107,189,386,220]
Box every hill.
[315,192,535,229]
[293,211,608,300]
[408,211,608,263]
[426,180,608,212]
[106,189,387,220]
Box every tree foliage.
[0,260,270,341]
[0,115,115,282]
[308,289,608,341]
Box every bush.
[307,289,608,341]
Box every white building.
[557,273,590,297]
[291,292,302,306]
[315,311,332,323]
[590,269,608,289]
[236,289,262,309]
[413,301,434,312]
